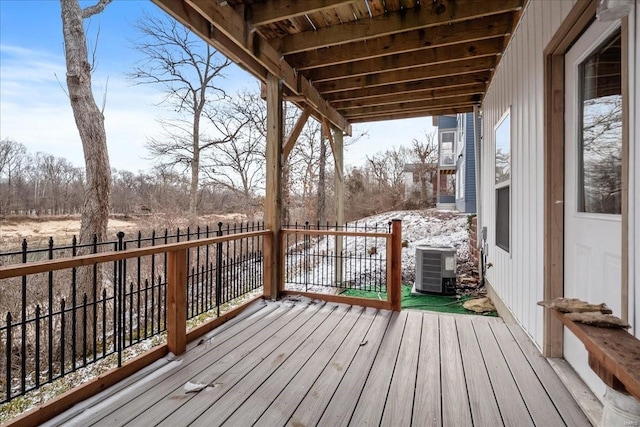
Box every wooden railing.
[0,222,402,425]
[280,219,402,311]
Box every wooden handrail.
[281,219,402,312]
[281,228,391,238]
[0,230,270,279]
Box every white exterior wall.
[630,1,639,336]
[480,0,577,348]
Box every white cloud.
[1,43,437,174]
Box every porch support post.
[333,127,344,285]
[388,219,402,311]
[263,73,283,300]
[167,249,187,355]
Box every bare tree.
[61,0,113,245]
[130,13,231,219]
[203,91,264,213]
[410,131,438,205]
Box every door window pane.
[579,31,622,214]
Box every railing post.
[167,249,187,355]
[263,231,275,299]
[389,219,402,311]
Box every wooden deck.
[46,298,590,427]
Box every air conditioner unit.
[415,246,457,295]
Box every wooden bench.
[553,310,640,401]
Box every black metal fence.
[283,221,391,294]
[0,222,264,404]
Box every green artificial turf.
[342,285,497,316]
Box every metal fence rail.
[0,222,264,404]
[282,221,392,294]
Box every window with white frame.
[495,108,510,252]
[440,131,456,166]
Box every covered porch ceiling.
[153,0,525,132]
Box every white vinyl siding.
[480,0,578,348]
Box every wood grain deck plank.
[473,318,534,426]
[456,316,503,426]
[124,302,328,427]
[254,307,378,426]
[489,321,566,426]
[348,310,409,426]
[187,304,349,426]
[505,322,590,425]
[222,306,366,425]
[87,301,284,425]
[379,311,423,426]
[287,308,391,427]
[412,312,442,427]
[507,324,589,426]
[315,310,398,426]
[439,315,473,426]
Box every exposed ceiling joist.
[283,13,512,69]
[314,57,496,93]
[271,0,522,54]
[331,84,486,110]
[343,95,480,119]
[348,107,474,123]
[323,77,488,103]
[247,0,358,26]
[305,39,504,81]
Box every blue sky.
[0,0,434,172]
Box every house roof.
[153,0,525,133]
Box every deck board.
[490,321,566,426]
[49,299,591,427]
[255,306,375,426]
[412,312,442,426]
[471,316,534,426]
[439,314,473,426]
[287,308,391,427]
[349,310,409,426]
[222,305,364,425]
[456,316,503,426]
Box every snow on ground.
[285,209,472,292]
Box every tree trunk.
[61,0,112,359]
[61,0,111,246]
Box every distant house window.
[495,108,510,252]
[440,131,456,166]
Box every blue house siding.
[454,113,477,213]
[438,115,458,129]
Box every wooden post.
[333,127,344,286]
[389,219,402,311]
[263,73,283,300]
[167,249,187,355]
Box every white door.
[564,20,623,397]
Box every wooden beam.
[324,78,488,102]
[330,83,486,110]
[263,74,283,300]
[247,0,357,26]
[343,96,478,120]
[182,0,351,134]
[283,105,311,161]
[305,39,503,82]
[152,0,267,79]
[284,13,512,66]
[273,0,523,54]
[348,107,473,123]
[315,57,496,93]
[322,71,491,96]
[388,219,402,312]
[323,119,343,183]
[333,127,344,286]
